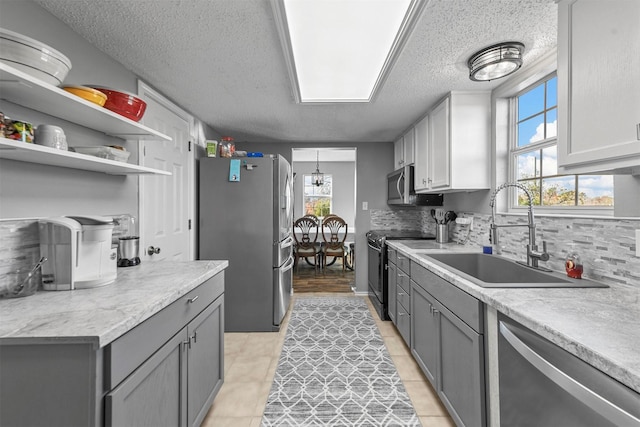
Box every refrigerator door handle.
[280,235,294,249]
[281,255,295,272]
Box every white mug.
[35,125,67,150]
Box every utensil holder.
[436,224,449,243]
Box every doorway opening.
[291,148,357,292]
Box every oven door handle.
[367,242,382,253]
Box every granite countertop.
[0,260,228,348]
[387,240,640,394]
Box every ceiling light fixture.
[468,42,525,82]
[271,0,427,103]
[312,151,324,187]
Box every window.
[512,75,614,209]
[303,174,332,217]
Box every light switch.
[636,230,640,257]
[362,201,368,211]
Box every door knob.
[147,246,161,255]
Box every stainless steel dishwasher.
[498,313,640,427]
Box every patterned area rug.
[261,297,420,426]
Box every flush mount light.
[468,42,524,82]
[271,0,427,103]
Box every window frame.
[302,173,333,218]
[497,54,614,217]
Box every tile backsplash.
[0,219,42,294]
[371,209,640,288]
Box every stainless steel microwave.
[387,165,444,206]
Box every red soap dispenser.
[565,252,583,279]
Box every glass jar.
[565,252,583,279]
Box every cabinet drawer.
[397,270,411,294]
[397,304,411,347]
[106,273,225,389]
[397,253,411,274]
[412,262,483,333]
[397,285,411,313]
[387,248,397,265]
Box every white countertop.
[0,260,228,348]
[387,240,640,394]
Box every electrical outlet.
[456,217,474,230]
[636,230,640,257]
[362,201,368,211]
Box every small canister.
[35,125,68,150]
[436,224,449,243]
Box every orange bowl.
[63,86,107,106]
[90,87,147,122]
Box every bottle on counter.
[565,252,583,279]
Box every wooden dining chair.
[321,215,348,272]
[293,216,320,273]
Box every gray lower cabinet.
[394,252,412,346]
[105,294,224,427]
[106,328,187,426]
[411,262,486,427]
[0,272,224,427]
[388,260,398,323]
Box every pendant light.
[312,151,324,187]
[468,42,524,81]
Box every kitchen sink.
[420,253,608,288]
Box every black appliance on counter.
[366,230,435,321]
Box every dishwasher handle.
[499,321,640,427]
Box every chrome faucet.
[489,182,550,270]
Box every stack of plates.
[0,28,71,86]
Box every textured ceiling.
[33,0,557,144]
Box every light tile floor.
[201,293,455,427]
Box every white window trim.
[491,48,614,218]
[302,173,333,215]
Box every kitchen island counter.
[387,240,640,394]
[0,260,228,348]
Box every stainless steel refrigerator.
[198,155,294,332]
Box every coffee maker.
[39,216,117,290]
[114,214,140,267]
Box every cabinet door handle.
[183,336,191,350]
[636,123,640,140]
[398,292,406,297]
[192,330,197,344]
[187,295,199,304]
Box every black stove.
[366,229,435,247]
[366,230,435,320]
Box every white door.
[138,82,193,262]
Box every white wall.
[0,1,144,219]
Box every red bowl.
[90,87,147,122]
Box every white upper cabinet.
[393,128,415,169]
[557,0,640,174]
[414,115,429,191]
[394,136,404,169]
[403,128,415,166]
[416,91,491,193]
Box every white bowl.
[0,28,71,86]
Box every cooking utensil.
[445,211,457,224]
[13,256,47,295]
[430,209,437,223]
